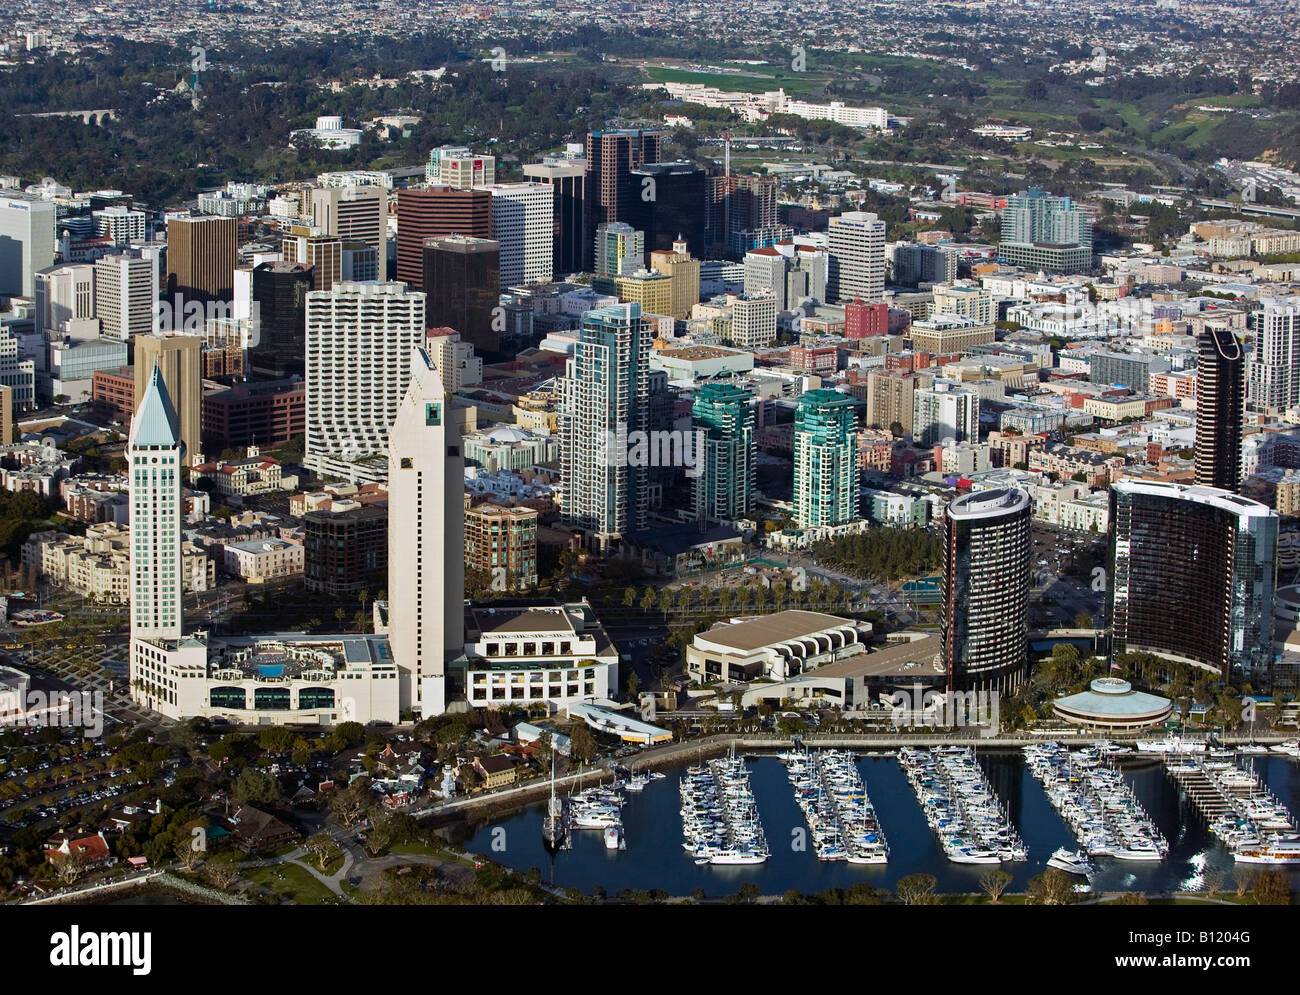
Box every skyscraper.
[426,146,495,189]
[307,185,389,281]
[134,335,202,467]
[998,188,1093,273]
[583,129,665,271]
[705,174,779,256]
[743,242,828,311]
[649,238,701,320]
[95,253,158,342]
[395,187,492,290]
[476,182,554,289]
[280,225,341,293]
[421,236,501,353]
[913,380,980,447]
[559,302,651,547]
[166,216,236,302]
[128,365,185,642]
[826,212,886,303]
[1196,327,1245,492]
[626,161,707,256]
[792,389,858,528]
[1109,479,1277,684]
[1247,302,1300,412]
[522,156,586,276]
[386,347,467,717]
[304,281,426,483]
[594,222,645,279]
[0,194,56,298]
[250,261,313,379]
[941,487,1032,695]
[692,382,755,522]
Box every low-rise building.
[686,609,872,683]
[222,536,304,582]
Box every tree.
[1115,891,1149,905]
[569,725,598,765]
[305,832,342,871]
[329,778,374,828]
[895,873,938,906]
[979,869,1012,904]
[624,670,640,701]
[1073,612,1093,629]
[1026,869,1079,905]
[1252,870,1291,906]
[232,767,280,806]
[174,831,205,873]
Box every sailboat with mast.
[542,752,570,851]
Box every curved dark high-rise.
[941,487,1032,695]
[1195,328,1244,492]
[1108,479,1277,684]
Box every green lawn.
[243,863,338,905]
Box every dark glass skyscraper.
[1196,328,1245,492]
[250,261,313,379]
[941,487,1032,695]
[625,161,707,256]
[422,235,500,354]
[1109,480,1277,685]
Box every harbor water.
[461,752,1300,896]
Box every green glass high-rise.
[692,382,755,522]
[793,389,858,529]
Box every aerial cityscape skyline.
[0,0,1297,939]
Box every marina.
[1023,742,1168,862]
[680,752,770,865]
[781,748,888,863]
[1166,753,1300,865]
[900,747,1026,864]
[465,752,1300,897]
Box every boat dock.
[1163,759,1237,821]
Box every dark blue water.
[462,752,1300,896]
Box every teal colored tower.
[692,382,755,522]
[793,389,858,528]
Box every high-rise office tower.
[421,235,500,353]
[998,187,1093,273]
[1109,479,1277,684]
[692,382,755,522]
[1196,328,1245,492]
[626,161,707,256]
[395,186,492,290]
[705,174,779,255]
[827,212,886,304]
[427,330,483,393]
[941,487,1032,695]
[95,253,158,342]
[559,302,651,547]
[913,380,980,447]
[386,346,467,717]
[304,281,425,483]
[426,146,495,189]
[128,365,185,642]
[743,243,828,311]
[34,262,96,335]
[307,186,389,281]
[792,389,858,528]
[1247,302,1300,412]
[250,261,314,379]
[166,216,236,302]
[583,129,665,271]
[522,156,586,276]
[281,225,341,293]
[476,182,554,289]
[649,238,702,320]
[728,292,778,349]
[594,222,645,279]
[0,194,56,298]
[134,335,202,467]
